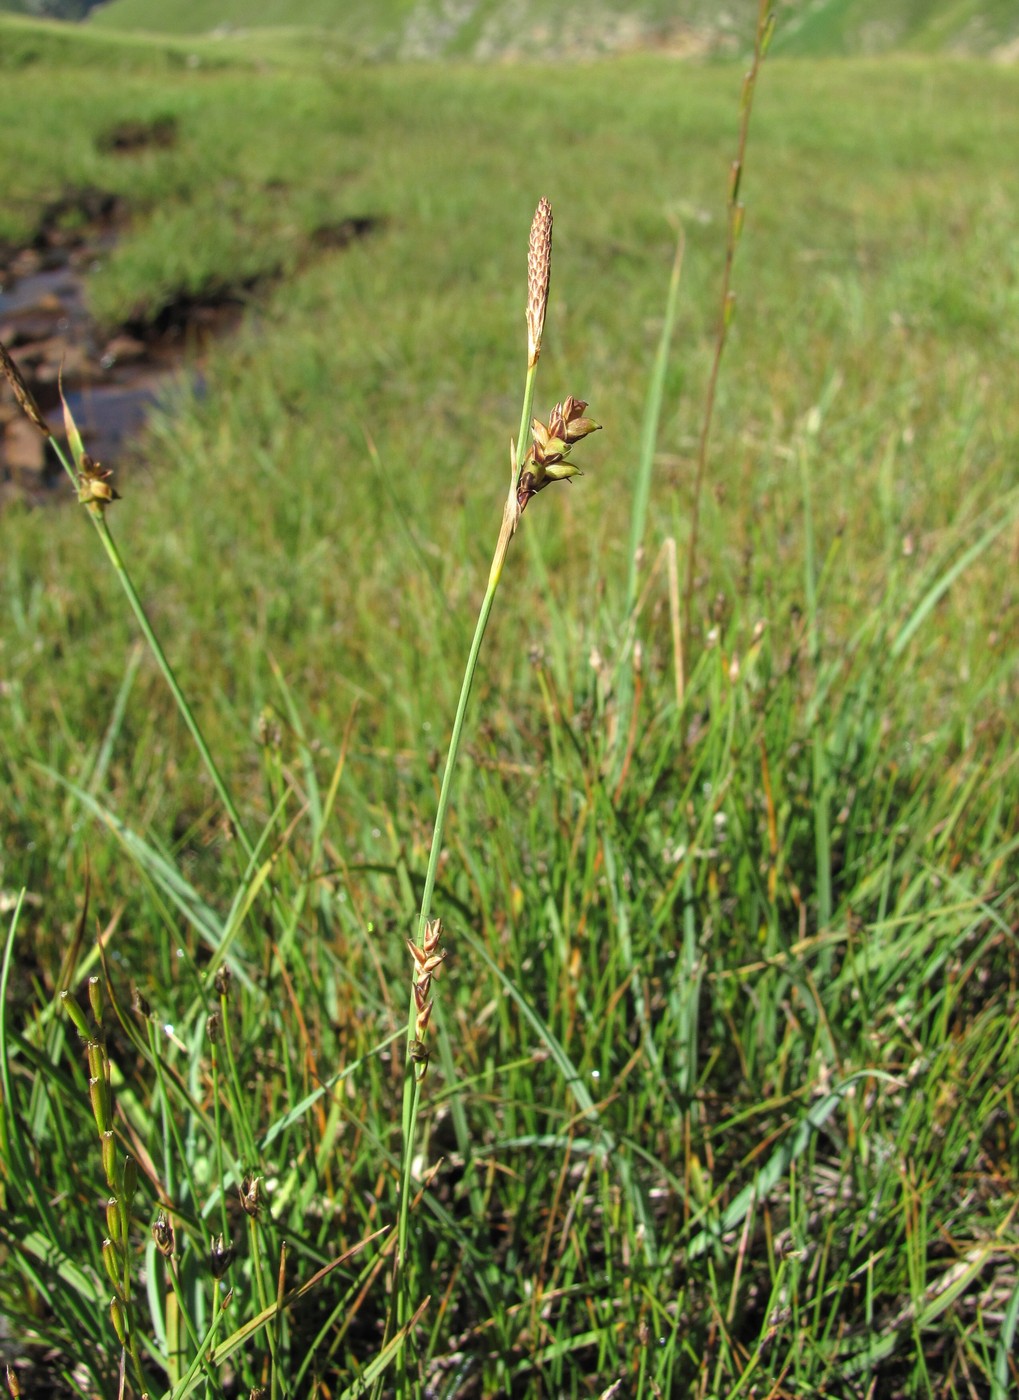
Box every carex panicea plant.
[5,12,1017,1394]
[1,194,600,1396]
[390,195,599,1370]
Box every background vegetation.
[3,0,1019,59]
[0,0,99,19]
[1,5,1017,1397]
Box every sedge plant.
[7,20,1013,1393]
[3,313,384,1398]
[387,196,600,1376]
[0,341,251,872]
[2,196,601,1396]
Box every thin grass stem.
[44,430,254,862]
[682,0,774,641]
[90,512,253,859]
[393,554,501,1337]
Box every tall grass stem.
[682,0,774,640]
[43,431,254,862]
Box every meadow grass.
[1,15,1018,1397]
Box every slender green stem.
[626,229,685,623]
[391,347,540,1368]
[682,0,773,642]
[412,570,501,948]
[515,361,539,478]
[90,512,253,860]
[162,1255,205,1377]
[394,561,501,1309]
[611,227,686,778]
[47,434,252,861]
[169,1282,229,1400]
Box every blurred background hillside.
[4,0,1019,60]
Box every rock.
[31,339,91,382]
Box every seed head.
[407,918,448,1079]
[239,1173,264,1219]
[76,453,120,512]
[0,338,50,437]
[517,396,601,513]
[106,1197,123,1244]
[101,1238,122,1289]
[109,1296,128,1345]
[210,1233,234,1279]
[152,1210,175,1258]
[548,396,600,445]
[527,197,553,369]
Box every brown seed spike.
[526,197,553,369]
[415,999,434,1036]
[422,917,443,956]
[0,338,50,437]
[152,1210,175,1258]
[239,1173,263,1218]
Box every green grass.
[1,15,1018,1398]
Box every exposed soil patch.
[310,214,382,251]
[121,277,263,345]
[96,115,179,154]
[1,187,384,508]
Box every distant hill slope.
[0,1,101,15]
[84,0,753,59]
[25,0,1019,58]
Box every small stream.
[1,182,381,509]
[0,190,243,507]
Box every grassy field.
[1,11,1017,1398]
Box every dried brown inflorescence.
[239,1172,264,1218]
[152,1210,175,1259]
[0,337,51,437]
[489,206,601,587]
[526,196,553,369]
[58,385,120,512]
[406,917,447,1077]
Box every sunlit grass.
[1,17,1017,1397]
